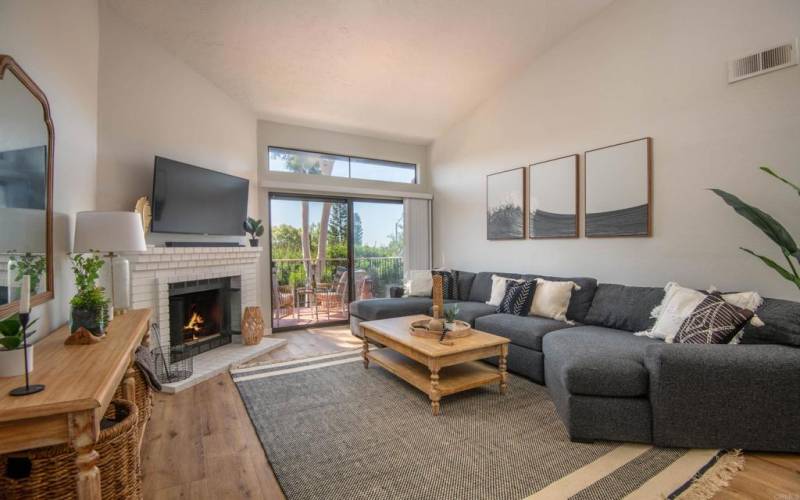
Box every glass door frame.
[268,192,404,332]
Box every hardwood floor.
[142,325,800,499]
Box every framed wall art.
[585,137,652,237]
[486,167,526,240]
[528,154,578,239]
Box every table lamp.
[73,211,147,315]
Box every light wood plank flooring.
[142,325,800,499]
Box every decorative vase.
[249,238,259,247]
[0,345,33,377]
[71,308,104,336]
[242,306,265,345]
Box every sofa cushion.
[349,298,432,321]
[468,272,521,303]
[740,298,800,347]
[543,326,661,397]
[454,271,476,301]
[520,274,597,323]
[475,314,576,351]
[446,301,498,325]
[584,283,665,332]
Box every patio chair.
[271,268,295,326]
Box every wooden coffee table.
[359,315,510,416]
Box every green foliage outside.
[9,252,46,296]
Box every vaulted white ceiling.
[105,0,613,144]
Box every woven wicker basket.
[0,399,142,499]
[114,364,153,436]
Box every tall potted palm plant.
[711,167,799,291]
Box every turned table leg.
[123,352,137,402]
[499,344,508,395]
[361,332,370,369]
[430,366,441,416]
[70,410,101,500]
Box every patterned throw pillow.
[432,270,456,300]
[672,293,754,345]
[497,281,537,316]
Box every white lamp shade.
[73,211,148,253]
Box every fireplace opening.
[168,277,240,361]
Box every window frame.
[267,146,418,185]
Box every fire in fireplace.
[168,277,240,361]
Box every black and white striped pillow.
[673,293,754,344]
[497,280,537,316]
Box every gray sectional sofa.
[349,270,800,452]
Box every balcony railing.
[272,256,404,298]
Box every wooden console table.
[0,309,151,500]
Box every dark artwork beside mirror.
[0,55,54,316]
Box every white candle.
[19,275,30,314]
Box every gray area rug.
[233,351,739,500]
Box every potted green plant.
[711,167,799,291]
[8,252,46,300]
[69,252,109,336]
[243,217,265,247]
[0,313,38,377]
[443,304,460,329]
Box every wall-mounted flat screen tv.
[151,156,248,235]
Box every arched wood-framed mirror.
[0,55,55,317]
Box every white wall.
[97,3,258,239]
[0,0,100,335]
[430,0,800,300]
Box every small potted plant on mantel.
[243,217,265,247]
[69,252,110,336]
[0,313,38,377]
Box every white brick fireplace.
[123,246,285,392]
[127,246,261,348]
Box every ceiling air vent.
[728,39,798,83]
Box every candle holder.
[9,312,45,396]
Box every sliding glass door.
[269,194,405,331]
[353,200,404,299]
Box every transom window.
[268,147,417,184]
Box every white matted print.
[585,138,652,237]
[529,155,578,239]
[487,167,526,240]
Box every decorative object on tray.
[134,196,152,234]
[711,166,800,293]
[64,326,104,345]
[529,154,579,238]
[409,317,472,341]
[487,167,526,240]
[431,269,456,299]
[8,276,45,396]
[242,306,265,345]
[73,211,148,317]
[0,310,37,377]
[243,217,265,247]
[585,137,652,237]
[69,251,109,336]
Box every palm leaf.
[710,189,798,254]
[741,248,800,290]
[0,315,20,337]
[760,166,800,196]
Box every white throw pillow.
[405,270,433,297]
[486,275,523,306]
[636,282,763,342]
[530,279,581,322]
